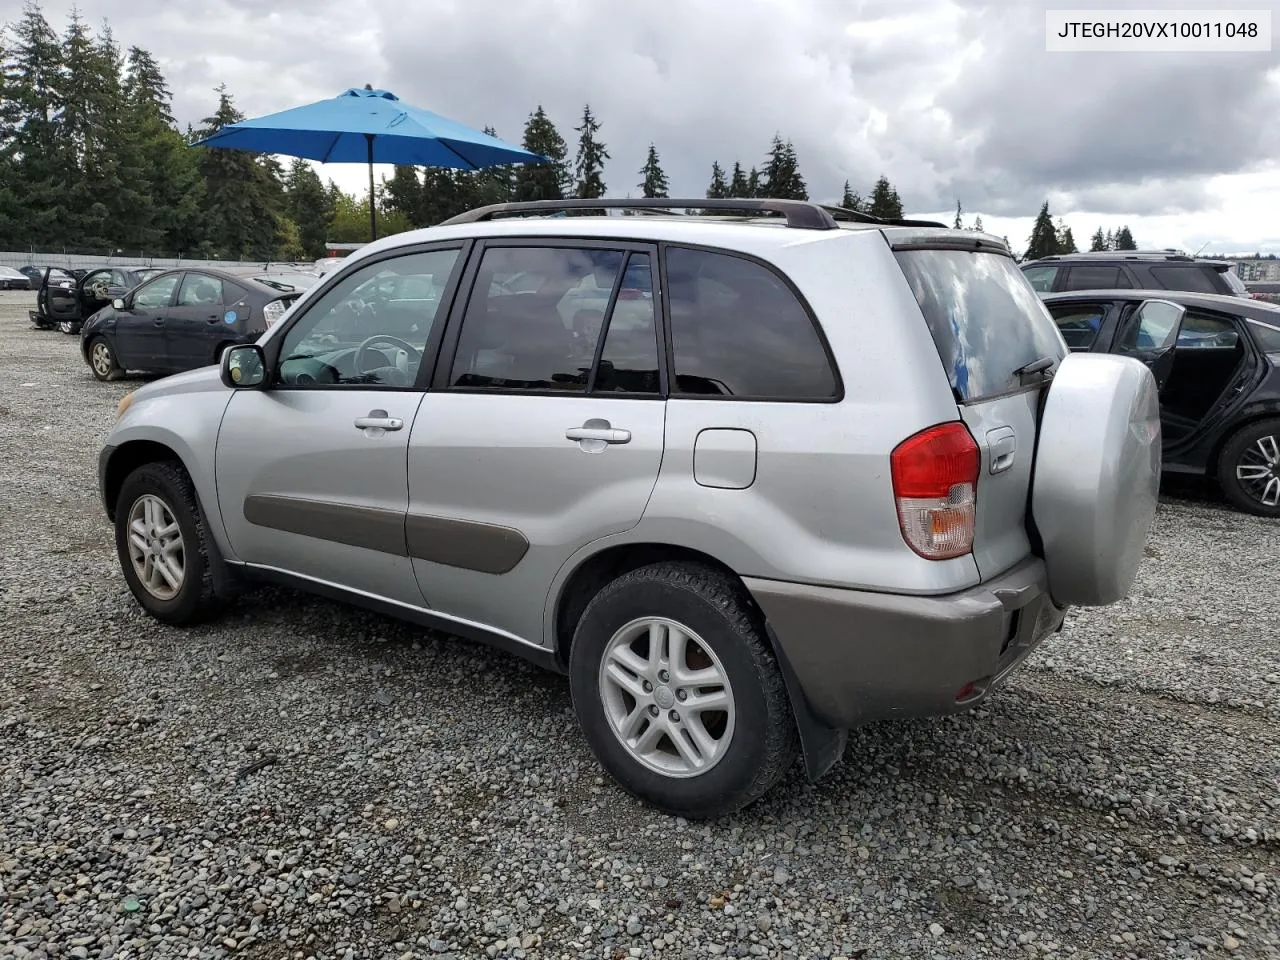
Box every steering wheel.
[354,335,421,381]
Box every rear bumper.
[744,557,1066,729]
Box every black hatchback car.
[1041,289,1280,516]
[1022,251,1248,298]
[81,267,300,382]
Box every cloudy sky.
[28,0,1280,253]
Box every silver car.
[98,198,1171,818]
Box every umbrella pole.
[366,133,377,241]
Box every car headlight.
[262,299,288,327]
[116,391,135,419]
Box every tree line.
[1022,200,1138,261]
[3,2,1140,265]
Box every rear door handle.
[354,410,404,431]
[566,423,631,444]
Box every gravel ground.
[1,288,1278,960]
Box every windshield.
[894,248,1068,402]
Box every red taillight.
[890,422,980,560]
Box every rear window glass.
[1149,265,1220,294]
[894,249,1067,402]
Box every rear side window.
[665,247,838,399]
[1248,318,1280,353]
[1020,264,1059,292]
[1149,265,1219,294]
[1047,302,1107,350]
[1062,265,1131,290]
[895,249,1067,402]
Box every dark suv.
[1022,252,1248,298]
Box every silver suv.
[98,198,1168,818]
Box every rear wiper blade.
[1013,356,1056,385]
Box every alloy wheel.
[598,616,736,778]
[1236,432,1280,508]
[126,494,185,600]
[91,342,113,378]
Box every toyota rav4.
[97,198,1166,817]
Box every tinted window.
[451,246,626,392]
[1048,302,1107,350]
[177,273,225,307]
[277,248,460,387]
[133,275,179,309]
[1248,318,1280,353]
[1176,311,1239,348]
[895,249,1066,402]
[666,247,837,399]
[593,255,661,394]
[1149,265,1220,294]
[1063,265,1129,290]
[1021,265,1059,292]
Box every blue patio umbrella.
[194,85,546,240]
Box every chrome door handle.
[354,411,404,431]
[566,425,631,444]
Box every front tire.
[1218,418,1280,517]
[88,337,122,381]
[569,562,798,818]
[114,461,223,625]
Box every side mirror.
[221,344,268,389]
[112,298,126,310]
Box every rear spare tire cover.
[1031,352,1161,607]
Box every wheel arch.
[1208,405,1280,477]
[102,439,187,522]
[549,539,847,783]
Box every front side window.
[177,273,225,307]
[450,245,660,395]
[1116,300,1184,353]
[665,247,837,399]
[276,248,461,387]
[133,275,179,310]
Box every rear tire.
[568,561,798,818]
[88,337,123,381]
[59,320,79,335]
[114,461,224,625]
[1217,418,1280,517]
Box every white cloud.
[22,0,1280,252]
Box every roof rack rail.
[438,197,947,231]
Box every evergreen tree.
[1114,225,1137,250]
[1024,201,1059,260]
[1089,227,1107,251]
[971,214,984,232]
[867,175,903,220]
[746,166,760,198]
[953,200,963,230]
[384,165,423,225]
[760,135,806,199]
[472,125,515,207]
[727,161,749,198]
[638,144,668,199]
[706,161,729,199]
[194,86,282,259]
[1104,228,1114,250]
[572,104,608,199]
[5,1,66,245]
[513,105,568,202]
[1058,225,1077,254]
[840,180,862,212]
[284,159,331,258]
